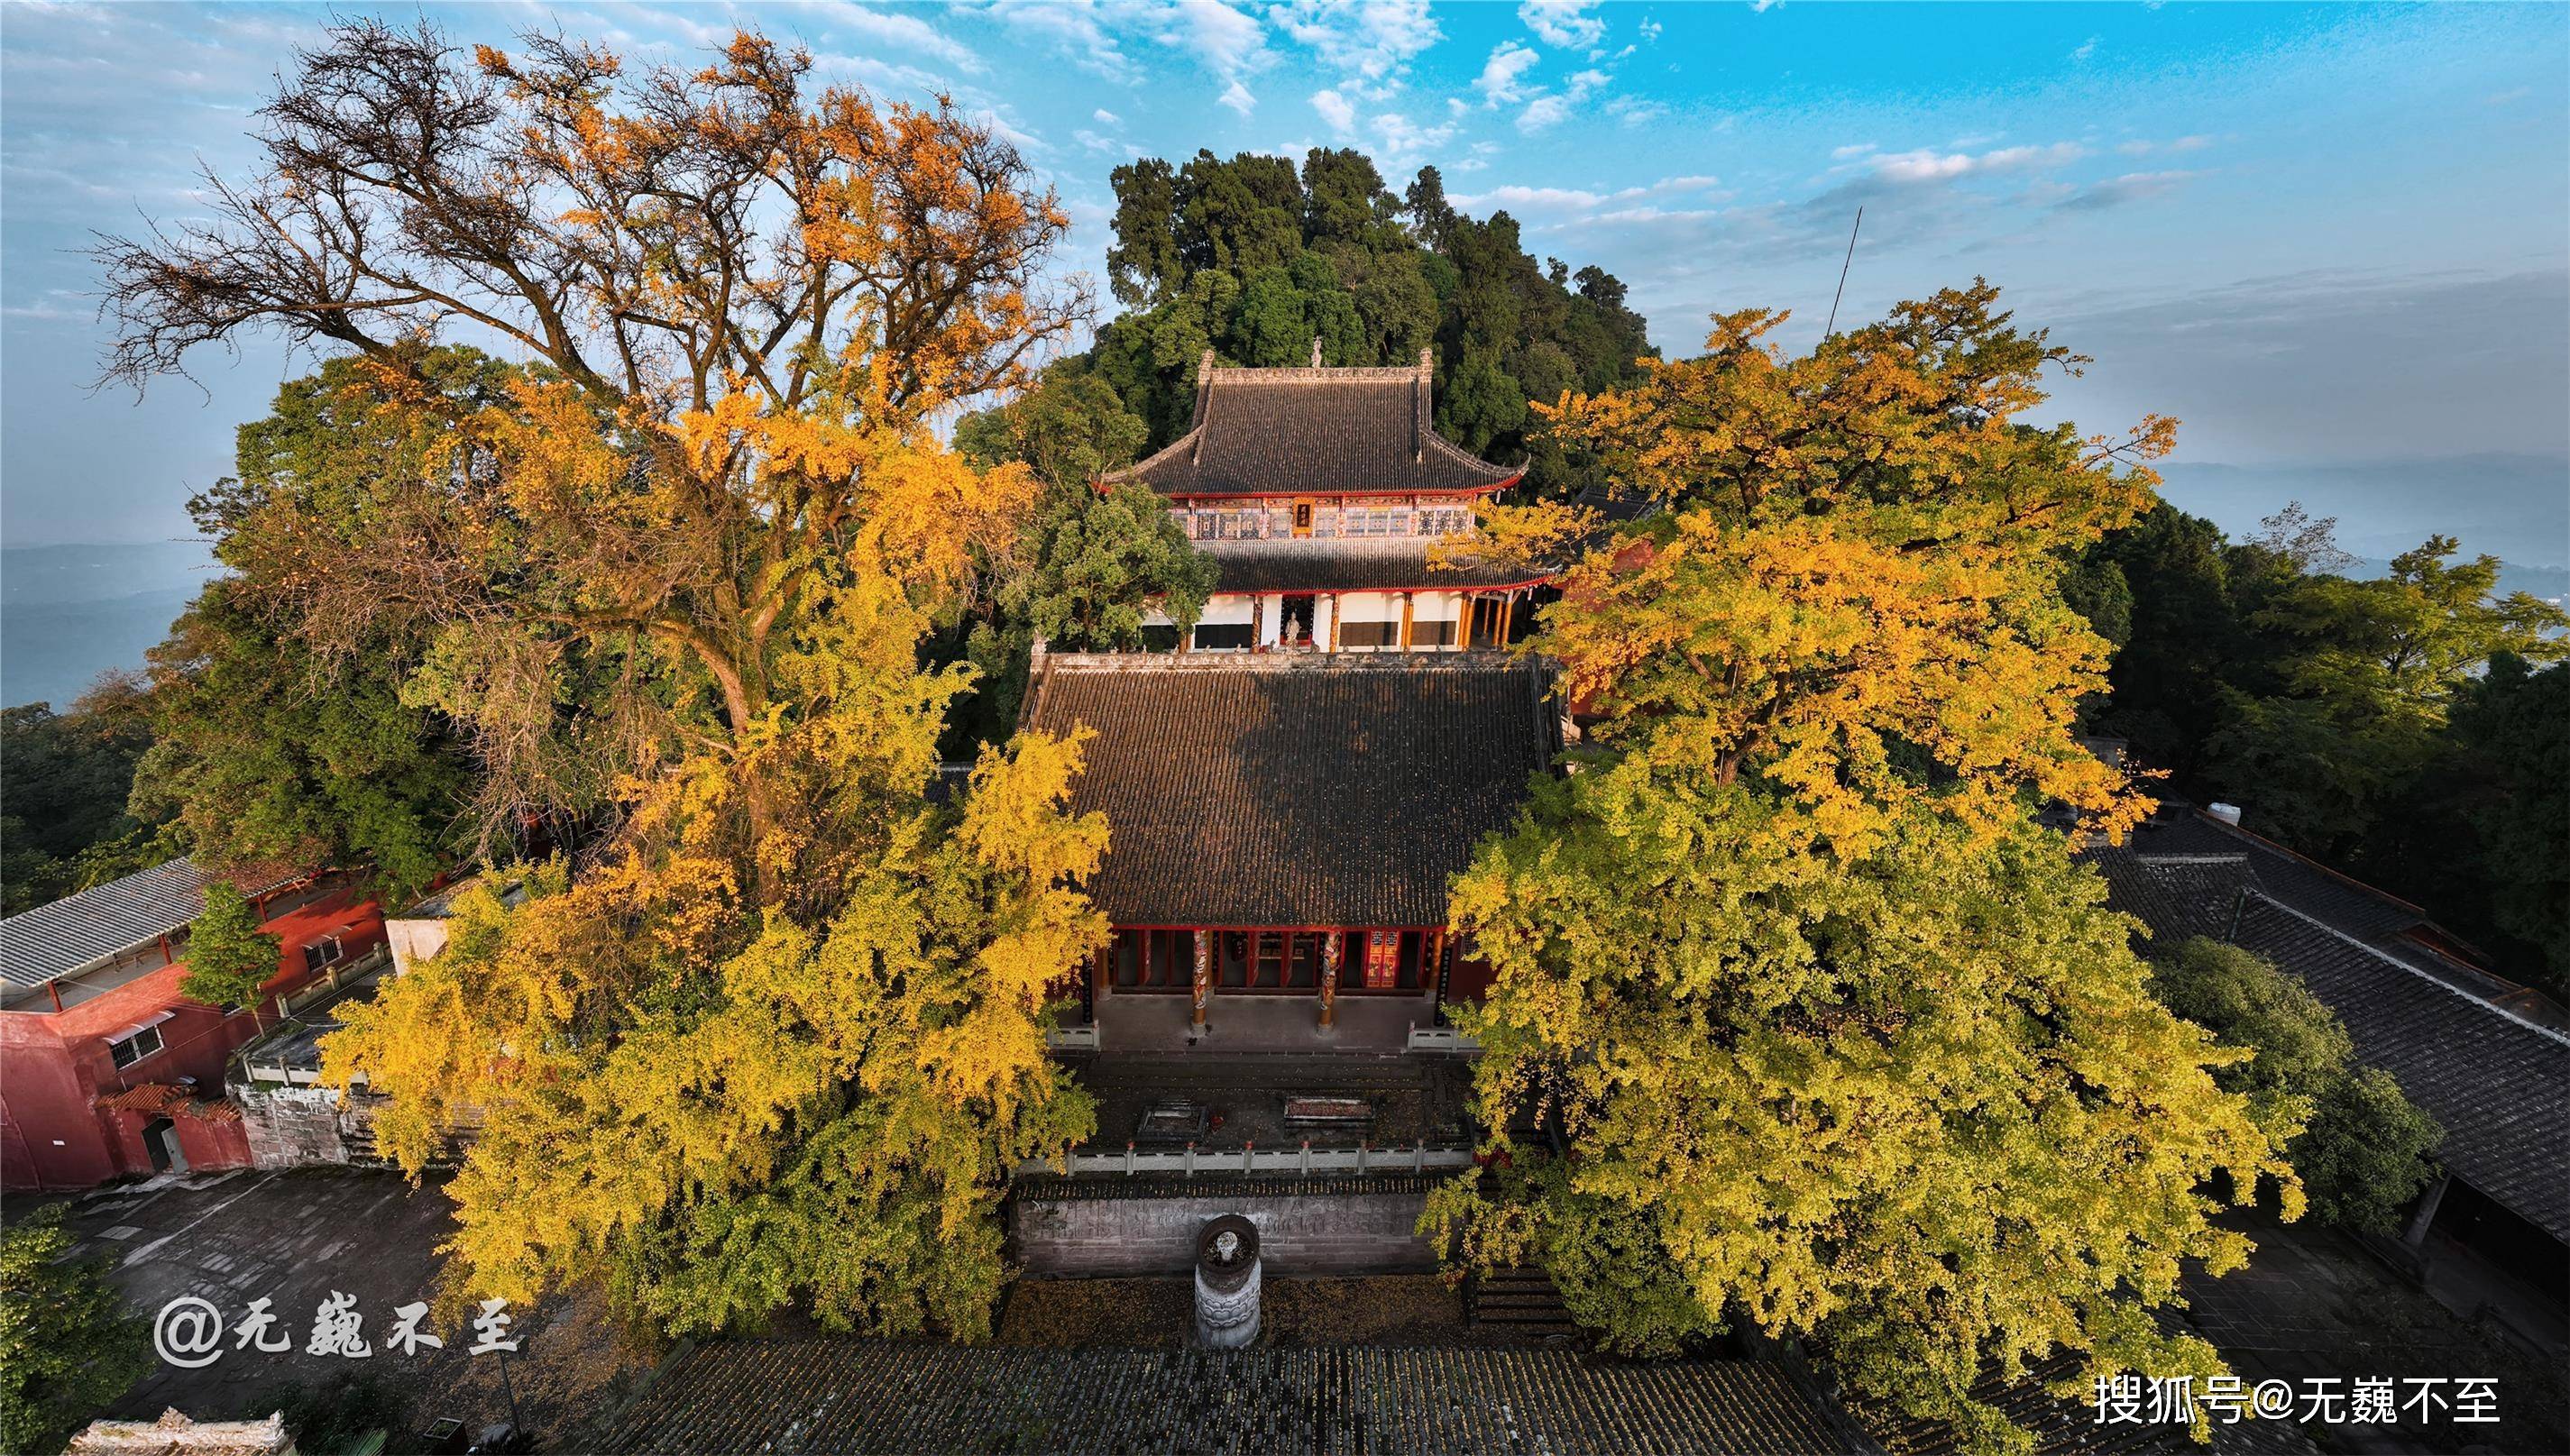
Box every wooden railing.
[1020,1140,1475,1180]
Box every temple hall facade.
[1024,350,1561,1055]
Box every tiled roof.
[2226,896,2570,1243]
[1115,353,1519,499]
[94,1083,195,1114]
[2121,813,2427,944]
[591,1341,1860,1455]
[2087,847,2255,948]
[0,857,218,988]
[1022,655,1556,927]
[2088,838,2570,1242]
[1206,539,1549,594]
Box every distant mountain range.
[2,541,222,710]
[2154,453,2569,600]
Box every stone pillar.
[2402,1171,2452,1251]
[1194,1214,1262,1348]
[1190,929,1213,1032]
[1318,932,1342,1033]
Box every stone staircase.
[1466,1265,1574,1335]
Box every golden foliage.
[1436,284,2290,1451]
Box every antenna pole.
[1823,206,1864,339]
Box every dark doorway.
[141,1116,187,1174]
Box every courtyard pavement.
[54,1166,644,1449]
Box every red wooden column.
[1191,929,1213,1030]
[1318,931,1342,1032]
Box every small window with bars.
[108,1023,165,1069]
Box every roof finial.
[1310,335,1323,368]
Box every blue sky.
[4,1,2565,558]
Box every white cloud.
[1870,141,2085,182]
[1094,108,1123,125]
[1075,127,1121,152]
[1749,0,1781,13]
[815,1,983,73]
[1455,174,1725,215]
[1311,87,1358,135]
[1517,96,1572,133]
[2070,35,2099,62]
[1371,108,1456,160]
[1519,0,1605,50]
[991,1,1272,110]
[992,1,1134,83]
[1475,41,1542,107]
[1275,0,1441,95]
[1831,142,1877,160]
[1178,2,1272,83]
[1638,16,1664,42]
[2054,169,2200,212]
[1605,95,1667,126]
[1565,68,1610,102]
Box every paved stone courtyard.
[51,1166,647,1449]
[28,1165,2568,1455]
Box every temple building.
[1025,351,1560,1056]
[1024,651,1554,1053]
[1123,348,1551,655]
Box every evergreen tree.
[178,880,286,1023]
[1082,148,1656,495]
[2149,938,2442,1235]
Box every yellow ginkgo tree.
[99,20,1106,1338]
[1430,285,2295,1451]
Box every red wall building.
[0,861,385,1191]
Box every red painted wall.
[0,879,385,1191]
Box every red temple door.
[1363,931,1400,989]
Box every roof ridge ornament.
[1415,347,1434,463]
[1191,348,1217,465]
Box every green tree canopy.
[130,346,500,899]
[0,676,161,913]
[2202,536,2566,856]
[2087,501,2570,996]
[2147,938,2441,1234]
[0,1207,152,1454]
[178,880,287,1023]
[1086,146,1655,495]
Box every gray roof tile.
[1023,655,1555,928]
[1115,360,1519,499]
[593,1341,1862,1454]
[0,857,217,988]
